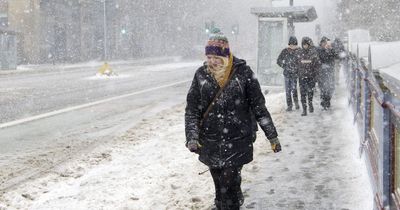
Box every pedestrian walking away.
[317,36,336,110]
[277,36,301,111]
[298,37,321,116]
[185,28,281,210]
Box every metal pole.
[288,19,295,37]
[103,0,107,61]
[382,92,392,208]
[361,64,370,157]
[288,0,294,36]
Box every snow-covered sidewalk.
[0,79,373,210]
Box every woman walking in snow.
[184,28,281,210]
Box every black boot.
[309,103,314,113]
[320,101,325,108]
[301,103,307,116]
[286,106,292,112]
[326,100,331,108]
[295,102,300,110]
[301,105,307,116]
[213,194,243,209]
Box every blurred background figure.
[332,38,346,85]
[317,36,336,110]
[298,37,320,116]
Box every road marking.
[0,80,191,129]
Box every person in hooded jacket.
[317,36,337,110]
[185,28,281,210]
[332,38,346,86]
[332,38,346,59]
[277,36,301,111]
[298,37,321,116]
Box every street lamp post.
[103,0,107,61]
[97,0,115,76]
[288,0,295,36]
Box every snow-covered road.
[0,58,198,124]
[0,60,199,194]
[0,75,373,209]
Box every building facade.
[5,0,272,64]
[7,0,109,64]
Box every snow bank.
[380,62,400,92]
[370,41,400,69]
[350,42,381,59]
[349,41,400,76]
[348,29,371,52]
[5,57,183,75]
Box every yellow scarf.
[208,54,233,87]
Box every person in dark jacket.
[277,36,301,111]
[317,36,336,110]
[332,38,346,59]
[298,37,321,116]
[185,29,281,210]
[332,38,346,85]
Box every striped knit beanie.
[205,28,230,57]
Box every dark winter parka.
[185,57,278,168]
[317,46,336,67]
[317,46,336,83]
[277,47,301,78]
[332,38,346,60]
[298,37,321,79]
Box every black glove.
[186,140,201,153]
[269,137,282,153]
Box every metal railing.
[345,44,400,210]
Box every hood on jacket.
[302,37,314,49]
[232,56,246,67]
[319,36,330,46]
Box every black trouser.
[284,76,299,108]
[319,64,335,108]
[299,77,315,109]
[210,166,242,210]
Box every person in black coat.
[185,29,281,210]
[332,38,346,59]
[317,36,337,109]
[298,37,321,116]
[277,36,301,111]
[332,38,347,85]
